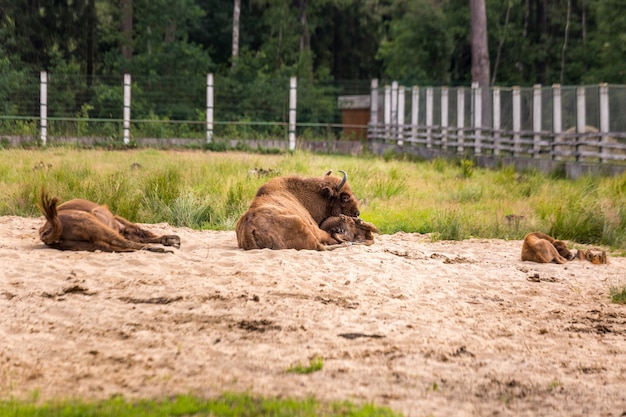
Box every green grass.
[0,393,400,416]
[2,147,626,248]
[287,356,324,374]
[610,284,626,304]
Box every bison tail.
[38,189,63,244]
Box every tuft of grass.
[432,209,469,241]
[458,159,474,179]
[287,355,324,374]
[610,284,626,304]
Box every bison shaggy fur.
[320,214,379,246]
[38,190,180,253]
[235,171,361,250]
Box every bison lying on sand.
[38,191,180,253]
[521,232,574,264]
[320,214,379,246]
[235,170,362,250]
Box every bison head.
[552,240,574,261]
[321,170,360,218]
[320,214,378,244]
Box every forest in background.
[1,0,625,126]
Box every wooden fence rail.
[366,80,626,164]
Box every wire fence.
[1,72,626,165]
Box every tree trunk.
[470,0,491,127]
[298,0,309,53]
[232,0,240,69]
[121,0,133,60]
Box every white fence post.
[123,73,131,145]
[457,87,465,154]
[552,84,562,161]
[576,86,586,161]
[599,83,610,163]
[384,85,391,139]
[472,83,482,155]
[533,84,542,158]
[411,86,419,143]
[426,87,433,148]
[441,87,448,151]
[492,87,500,156]
[512,86,521,157]
[397,86,405,145]
[369,79,378,138]
[288,76,297,151]
[206,73,214,143]
[40,71,47,146]
[391,81,398,141]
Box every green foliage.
[0,393,400,417]
[377,1,452,83]
[287,356,324,375]
[458,159,474,179]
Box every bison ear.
[325,170,332,176]
[321,186,338,198]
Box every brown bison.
[38,191,180,253]
[235,170,361,250]
[320,214,379,246]
[573,248,608,264]
[521,232,574,264]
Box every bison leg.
[48,239,144,252]
[114,216,181,248]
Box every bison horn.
[336,170,347,191]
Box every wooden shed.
[337,95,370,140]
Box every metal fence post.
[599,83,610,163]
[123,73,131,145]
[552,84,562,161]
[533,84,542,158]
[40,71,47,146]
[206,73,214,143]
[288,76,297,151]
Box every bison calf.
[38,191,180,253]
[320,214,379,246]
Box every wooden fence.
[367,80,626,164]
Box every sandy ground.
[1,215,626,416]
